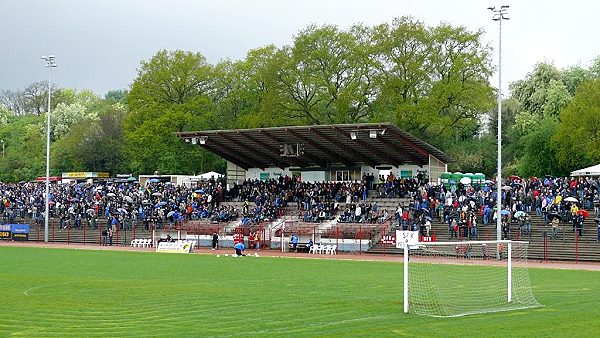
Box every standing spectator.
[101,228,108,246]
[291,234,299,252]
[550,216,560,241]
[211,232,219,250]
[108,228,113,246]
[501,216,510,240]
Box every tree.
[370,17,494,147]
[274,24,374,124]
[509,62,564,119]
[126,50,220,174]
[554,79,600,171]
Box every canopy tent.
[570,164,600,177]
[198,171,223,180]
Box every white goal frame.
[400,238,537,316]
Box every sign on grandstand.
[156,241,193,254]
[382,235,396,245]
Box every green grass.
[1,246,600,337]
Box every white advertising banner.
[156,241,193,253]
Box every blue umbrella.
[149,178,160,183]
[194,189,203,193]
[501,209,511,216]
[155,201,167,208]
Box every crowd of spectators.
[1,173,599,240]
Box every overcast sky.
[1,0,598,96]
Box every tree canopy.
[0,18,598,181]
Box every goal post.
[397,232,542,317]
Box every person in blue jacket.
[234,242,246,256]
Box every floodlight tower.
[489,5,509,241]
[41,55,57,243]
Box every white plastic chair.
[316,244,325,254]
[308,244,318,254]
[130,239,137,247]
[329,244,337,255]
[323,245,332,254]
[143,239,150,248]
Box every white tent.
[198,171,223,180]
[570,164,600,176]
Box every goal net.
[401,237,542,317]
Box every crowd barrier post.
[196,224,200,249]
[37,223,40,242]
[83,224,86,245]
[115,226,119,246]
[280,226,284,253]
[336,225,339,251]
[359,223,363,255]
[575,233,579,263]
[67,223,70,244]
[98,222,103,245]
[51,220,55,243]
[382,224,387,256]
[544,235,548,262]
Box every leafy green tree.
[554,79,600,171]
[274,24,374,124]
[370,17,494,147]
[126,50,221,174]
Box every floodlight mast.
[489,6,509,242]
[41,55,57,243]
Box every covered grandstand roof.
[177,123,452,170]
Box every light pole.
[489,6,509,242]
[41,55,56,243]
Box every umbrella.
[502,186,512,191]
[152,192,162,197]
[70,197,79,202]
[167,211,176,218]
[424,215,433,222]
[86,208,95,214]
[155,201,167,208]
[577,210,589,218]
[548,213,562,221]
[460,177,472,185]
[142,200,150,205]
[117,208,128,214]
[124,196,134,203]
[500,209,511,216]
[194,189,203,193]
[149,178,160,183]
[514,211,525,218]
[564,197,578,203]
[106,192,116,197]
[127,176,137,182]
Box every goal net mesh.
[407,241,541,317]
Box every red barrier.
[575,233,579,263]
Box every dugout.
[178,123,453,186]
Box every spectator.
[291,234,299,252]
[211,232,219,250]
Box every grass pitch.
[1,246,600,337]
